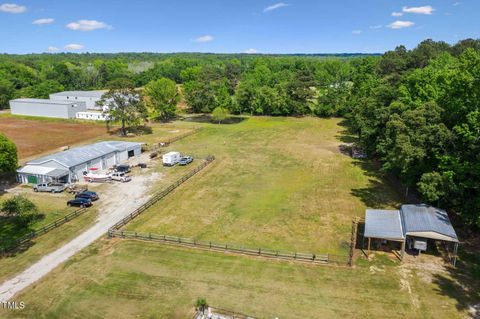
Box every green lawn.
[125,116,401,254]
[0,191,98,282]
[1,239,470,319]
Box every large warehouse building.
[9,98,87,119]
[49,91,105,110]
[17,141,142,184]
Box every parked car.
[110,172,131,183]
[33,183,66,193]
[114,164,131,173]
[67,198,92,208]
[75,191,99,201]
[163,151,181,166]
[179,156,194,166]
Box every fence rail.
[144,128,202,152]
[110,155,215,231]
[0,207,87,255]
[108,230,348,265]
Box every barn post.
[400,240,405,261]
[453,242,459,267]
[367,237,371,259]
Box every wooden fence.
[143,128,202,152]
[0,207,87,255]
[108,230,348,266]
[109,155,215,231]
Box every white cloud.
[194,35,214,43]
[352,30,362,35]
[264,2,288,12]
[369,25,382,30]
[66,20,111,31]
[0,3,26,13]
[64,43,84,50]
[33,18,54,25]
[392,12,403,17]
[402,6,435,15]
[244,48,258,54]
[46,46,59,52]
[387,20,415,29]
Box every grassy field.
[1,239,471,319]
[0,191,98,282]
[125,116,401,254]
[1,116,476,318]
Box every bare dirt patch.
[0,117,108,160]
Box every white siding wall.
[10,100,87,119]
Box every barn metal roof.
[364,209,404,241]
[50,91,105,98]
[11,98,80,105]
[26,141,142,168]
[401,204,458,242]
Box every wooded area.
[0,38,479,228]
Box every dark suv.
[67,198,92,208]
[75,191,99,201]
[114,164,131,173]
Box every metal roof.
[364,209,405,241]
[401,204,458,241]
[50,91,105,98]
[11,98,80,105]
[27,141,142,168]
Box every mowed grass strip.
[125,117,401,254]
[2,239,466,319]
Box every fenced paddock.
[110,155,215,231]
[107,154,348,266]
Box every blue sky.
[0,0,478,54]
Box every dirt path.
[0,171,160,302]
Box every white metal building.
[17,141,143,184]
[49,91,106,110]
[9,98,87,119]
[76,111,109,121]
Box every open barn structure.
[364,204,459,265]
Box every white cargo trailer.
[162,152,181,166]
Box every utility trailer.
[162,151,181,166]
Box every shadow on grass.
[349,159,405,208]
[0,174,18,198]
[431,240,480,315]
[0,216,41,256]
[182,114,247,125]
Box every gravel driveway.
[0,171,160,302]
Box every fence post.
[349,218,359,267]
[209,241,212,249]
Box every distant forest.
[0,38,479,228]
